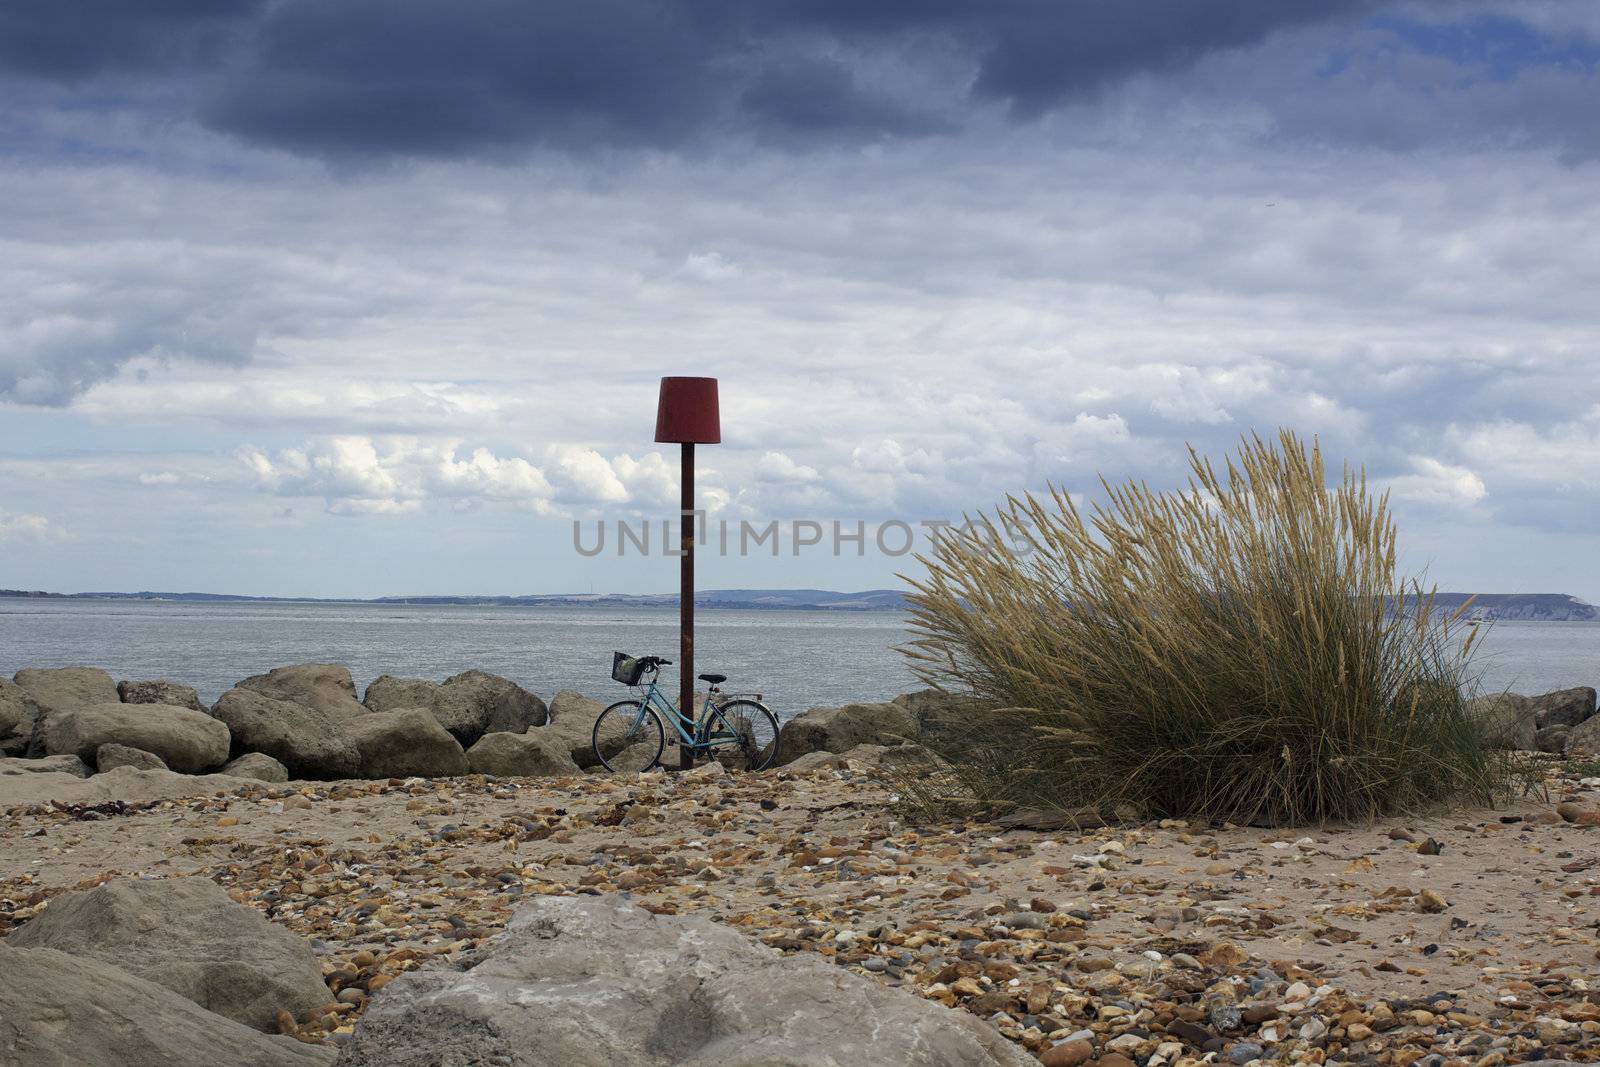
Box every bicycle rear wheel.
[593,700,665,773]
[702,699,780,771]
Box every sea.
[1,598,1595,719]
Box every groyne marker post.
[654,376,720,771]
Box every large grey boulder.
[0,944,334,1067]
[1530,687,1598,729]
[223,752,291,783]
[212,688,362,780]
[893,688,984,742]
[364,670,547,748]
[34,702,230,773]
[0,677,41,756]
[119,678,206,713]
[1536,725,1572,755]
[1567,714,1600,758]
[1,753,91,778]
[544,690,619,767]
[8,876,332,1034]
[783,742,942,773]
[466,730,579,777]
[96,742,169,772]
[775,701,919,766]
[344,708,468,778]
[1464,693,1537,750]
[239,663,366,718]
[13,666,119,726]
[336,895,1034,1067]
[443,669,549,732]
[0,766,246,810]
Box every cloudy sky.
[2,0,1597,599]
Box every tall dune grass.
[899,430,1507,825]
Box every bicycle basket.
[611,652,646,686]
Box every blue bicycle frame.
[632,675,747,751]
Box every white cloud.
[1387,457,1488,507]
[0,511,55,543]
[1033,413,1131,468]
[546,447,629,505]
[681,251,740,281]
[754,450,821,484]
[1450,415,1600,492]
[241,437,559,515]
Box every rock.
[0,677,41,756]
[893,688,986,741]
[1555,802,1597,823]
[34,702,230,773]
[1167,1019,1218,1047]
[1040,1039,1094,1067]
[8,876,333,1035]
[784,742,942,772]
[95,742,169,772]
[1567,713,1600,758]
[238,663,366,718]
[542,690,626,768]
[1417,888,1449,912]
[118,678,206,713]
[0,944,334,1066]
[1530,687,1597,729]
[1463,693,1536,750]
[466,730,579,777]
[364,671,547,748]
[212,688,362,780]
[775,701,919,765]
[443,669,548,732]
[0,753,91,777]
[0,766,248,810]
[13,665,120,715]
[1227,1042,1265,1065]
[344,708,468,778]
[1537,724,1572,754]
[337,895,1034,1066]
[223,752,290,783]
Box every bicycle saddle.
[698,672,727,685]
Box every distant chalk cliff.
[1422,593,1599,622]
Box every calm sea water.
[0,599,1594,717]
[0,599,917,716]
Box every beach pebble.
[1417,888,1449,913]
[1039,1038,1092,1067]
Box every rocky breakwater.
[3,659,982,798]
[1465,686,1600,755]
[1,663,565,800]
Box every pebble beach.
[4,753,1600,1064]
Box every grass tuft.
[898,430,1515,826]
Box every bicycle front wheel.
[593,700,666,773]
[702,699,781,772]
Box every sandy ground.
[3,762,1598,1064]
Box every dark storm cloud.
[0,0,263,82]
[1,0,1376,158]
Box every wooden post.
[679,441,695,770]
[653,376,718,773]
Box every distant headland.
[0,588,910,612]
[0,588,1596,619]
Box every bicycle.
[592,653,781,773]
